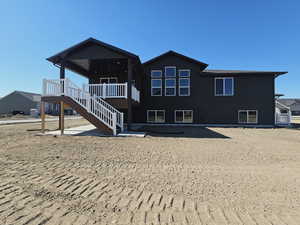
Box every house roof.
[47,37,140,64]
[0,91,41,102]
[17,91,41,102]
[202,69,287,77]
[143,50,209,69]
[277,98,300,111]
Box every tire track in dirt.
[1,158,300,225]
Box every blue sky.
[0,0,299,97]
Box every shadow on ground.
[137,126,230,139]
[75,128,106,136]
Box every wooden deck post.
[59,63,65,129]
[60,101,64,135]
[41,101,45,133]
[60,65,65,79]
[127,58,133,131]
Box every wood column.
[41,101,45,133]
[60,65,65,79]
[60,101,64,135]
[59,64,65,129]
[127,59,133,131]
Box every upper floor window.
[179,78,190,96]
[151,79,162,96]
[179,69,191,96]
[151,70,162,96]
[165,66,176,77]
[151,70,162,78]
[215,77,234,96]
[179,69,190,77]
[165,78,176,96]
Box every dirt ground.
[0,120,300,225]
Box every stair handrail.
[43,78,123,135]
[95,96,124,132]
[47,78,117,135]
[65,78,117,135]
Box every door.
[99,77,118,97]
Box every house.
[41,38,288,135]
[0,91,42,115]
[0,91,59,115]
[277,99,300,116]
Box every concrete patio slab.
[44,124,145,137]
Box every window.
[179,78,190,96]
[151,70,162,78]
[175,110,193,123]
[165,66,176,77]
[151,70,162,96]
[238,110,258,124]
[179,69,190,77]
[151,79,162,96]
[147,110,165,123]
[100,77,118,84]
[178,69,190,96]
[165,78,176,96]
[215,77,234,96]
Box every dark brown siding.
[134,54,275,125]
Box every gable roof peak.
[143,50,208,69]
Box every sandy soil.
[0,121,300,224]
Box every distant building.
[0,91,59,115]
[277,99,300,116]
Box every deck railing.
[275,100,292,125]
[131,85,140,103]
[43,78,125,134]
[84,83,140,102]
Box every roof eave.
[46,37,140,65]
[143,50,208,69]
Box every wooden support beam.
[60,65,65,79]
[60,101,64,135]
[58,103,61,130]
[127,59,133,131]
[41,101,45,133]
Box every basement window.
[238,110,258,124]
[175,110,193,123]
[147,110,165,123]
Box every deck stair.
[43,78,124,135]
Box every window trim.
[164,66,176,77]
[174,110,193,123]
[151,70,162,78]
[165,78,176,96]
[214,77,234,96]
[238,110,258,124]
[151,78,162,96]
[179,77,190,96]
[178,69,191,77]
[147,110,165,123]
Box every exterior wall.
[133,54,275,125]
[0,92,38,115]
